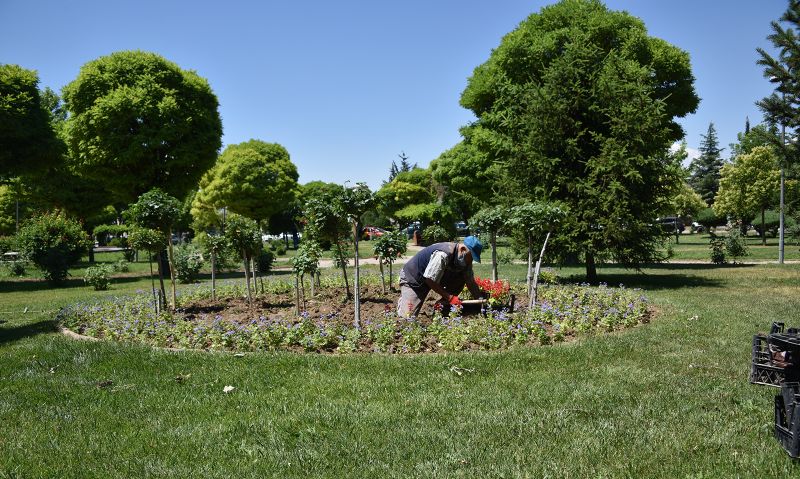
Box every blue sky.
[0,0,787,190]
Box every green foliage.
[460,0,698,275]
[670,182,706,219]
[112,260,130,273]
[93,224,129,237]
[256,248,275,275]
[725,227,749,263]
[373,231,408,265]
[5,260,25,276]
[375,180,433,220]
[125,188,182,233]
[688,123,725,206]
[470,205,508,235]
[292,240,322,277]
[193,139,299,222]
[0,235,15,254]
[430,141,500,219]
[508,202,568,235]
[83,264,112,290]
[0,64,62,182]
[714,146,780,229]
[16,211,91,284]
[339,182,375,224]
[421,225,451,244]
[62,50,222,203]
[394,202,453,229]
[127,227,165,253]
[173,243,204,283]
[696,207,727,230]
[708,232,726,264]
[223,214,261,260]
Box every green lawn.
[2,261,800,477]
[669,231,800,261]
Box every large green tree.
[429,141,500,220]
[460,0,698,281]
[688,123,725,205]
[0,64,62,183]
[715,146,781,245]
[62,51,222,203]
[193,139,299,225]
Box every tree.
[223,213,262,305]
[338,183,375,329]
[128,227,167,313]
[688,123,725,205]
[508,202,567,306]
[460,0,698,282]
[469,205,508,281]
[715,146,781,245]
[430,141,500,221]
[193,140,299,225]
[0,64,62,183]
[373,230,407,294]
[730,124,780,160]
[303,191,352,299]
[291,239,322,313]
[62,51,222,204]
[125,188,182,309]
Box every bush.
[256,248,275,274]
[122,248,136,262]
[16,211,92,284]
[753,210,798,238]
[5,261,25,276]
[0,235,15,254]
[112,260,129,273]
[709,232,726,264]
[84,264,112,290]
[696,207,726,231]
[107,237,126,247]
[173,243,204,284]
[422,225,451,244]
[725,227,749,263]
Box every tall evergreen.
[398,151,414,172]
[388,160,399,182]
[689,122,725,205]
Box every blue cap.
[463,235,482,263]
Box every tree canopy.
[62,50,222,203]
[688,123,725,206]
[429,141,500,220]
[193,139,299,225]
[0,64,63,182]
[459,0,698,279]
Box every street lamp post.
[779,90,786,264]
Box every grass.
[669,231,800,261]
[2,259,800,477]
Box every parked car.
[405,221,421,239]
[657,217,684,234]
[362,226,386,240]
[454,221,469,236]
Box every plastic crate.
[751,334,795,387]
[774,382,800,458]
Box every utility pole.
[779,89,786,264]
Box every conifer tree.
[688,123,725,205]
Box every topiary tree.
[508,201,568,306]
[125,188,182,310]
[128,227,166,313]
[16,211,91,284]
[470,205,508,281]
[373,230,408,294]
[338,183,375,329]
[194,232,228,301]
[223,213,261,305]
[291,239,322,314]
[303,191,352,299]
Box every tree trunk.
[337,241,352,300]
[761,207,767,246]
[243,251,252,305]
[491,230,498,282]
[585,251,597,283]
[379,260,386,295]
[88,243,95,263]
[388,261,394,292]
[148,252,158,315]
[251,257,259,295]
[353,221,361,330]
[300,273,306,311]
[166,229,177,310]
[530,231,551,309]
[526,234,533,297]
[294,275,301,316]
[156,251,167,312]
[211,249,216,302]
[674,214,680,244]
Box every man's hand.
[449,295,462,306]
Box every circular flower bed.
[57,275,651,354]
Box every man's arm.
[465,270,483,299]
[425,277,453,301]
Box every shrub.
[725,227,749,263]
[16,211,92,284]
[112,260,129,273]
[122,248,136,262]
[422,225,451,244]
[107,237,126,247]
[256,248,275,274]
[173,243,204,284]
[538,269,559,284]
[709,232,726,264]
[0,235,15,254]
[696,207,726,231]
[84,264,112,290]
[5,261,25,276]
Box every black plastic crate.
[751,334,797,387]
[774,382,800,458]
